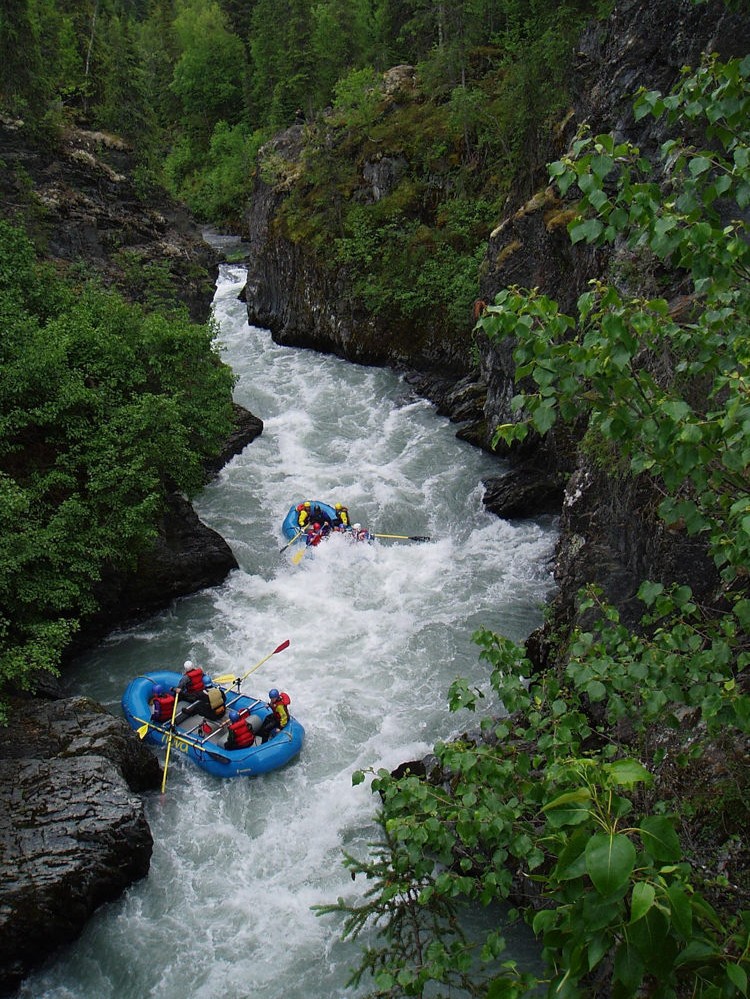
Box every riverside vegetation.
[1,2,748,997]
[320,54,750,999]
[0,221,236,718]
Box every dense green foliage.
[2,0,599,302]
[318,55,750,999]
[0,222,235,715]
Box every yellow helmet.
[335,503,343,510]
[304,501,311,508]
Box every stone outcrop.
[0,117,218,322]
[0,695,161,995]
[70,493,238,655]
[244,121,472,381]
[69,404,263,656]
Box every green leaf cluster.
[323,55,750,999]
[480,54,750,587]
[0,221,236,715]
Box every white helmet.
[183,659,194,671]
[353,524,361,530]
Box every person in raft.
[306,522,329,546]
[225,708,256,750]
[151,685,176,723]
[258,689,291,742]
[332,502,350,529]
[177,660,227,721]
[178,659,211,696]
[296,501,312,529]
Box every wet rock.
[483,465,566,519]
[203,402,264,478]
[0,696,160,995]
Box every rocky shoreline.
[0,119,266,993]
[0,403,262,996]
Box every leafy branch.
[320,54,750,999]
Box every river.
[18,246,557,999]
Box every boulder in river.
[0,695,161,995]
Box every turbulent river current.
[20,243,558,999]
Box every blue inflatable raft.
[121,670,305,779]
[281,500,338,543]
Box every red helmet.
[296,503,304,511]
[313,522,320,529]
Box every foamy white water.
[19,250,556,999]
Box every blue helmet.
[153,684,165,696]
[269,688,280,700]
[228,708,240,722]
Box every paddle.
[212,638,291,687]
[291,545,307,565]
[160,689,181,793]
[372,533,431,542]
[134,716,230,763]
[279,529,304,554]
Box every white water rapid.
[19,244,557,999]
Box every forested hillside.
[2,0,600,303]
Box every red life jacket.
[152,693,176,722]
[183,668,205,695]
[227,718,254,749]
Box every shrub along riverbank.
[0,221,236,720]
[318,54,750,999]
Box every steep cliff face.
[241,0,749,655]
[245,126,389,365]
[478,0,750,436]
[0,117,218,322]
[477,0,750,641]
[244,84,474,381]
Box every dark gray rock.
[483,465,566,520]
[66,492,238,657]
[0,696,160,995]
[68,404,262,656]
[549,456,719,633]
[0,118,219,323]
[203,402,263,478]
[244,108,474,380]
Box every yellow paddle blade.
[161,691,181,794]
[291,546,306,565]
[212,674,237,686]
[137,723,149,739]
